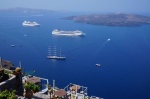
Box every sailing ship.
[47,46,66,60]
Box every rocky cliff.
[63,13,150,27]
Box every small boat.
[11,45,15,47]
[96,64,101,67]
[107,38,111,41]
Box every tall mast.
[53,46,57,56]
[48,46,51,56]
[60,48,62,57]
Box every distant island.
[0,7,55,14]
[62,13,150,27]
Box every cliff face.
[0,59,15,70]
[62,13,150,27]
[0,59,23,96]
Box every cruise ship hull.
[22,21,40,27]
[47,56,66,60]
[52,29,85,36]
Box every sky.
[0,0,150,13]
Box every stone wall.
[0,74,16,91]
[0,73,24,96]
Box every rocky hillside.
[0,59,15,70]
[0,7,55,14]
[62,13,150,27]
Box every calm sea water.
[0,12,150,99]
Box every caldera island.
[62,13,150,27]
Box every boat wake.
[98,38,111,50]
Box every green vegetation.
[24,82,40,93]
[0,69,9,82]
[4,69,13,74]
[24,82,40,98]
[0,90,17,99]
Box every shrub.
[24,82,40,93]
[0,90,17,99]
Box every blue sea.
[0,12,150,99]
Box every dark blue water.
[0,12,150,99]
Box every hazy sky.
[1,0,150,13]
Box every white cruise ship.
[22,21,40,26]
[52,29,85,36]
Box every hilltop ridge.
[0,7,55,14]
[62,13,150,27]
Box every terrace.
[22,75,49,94]
[90,96,104,99]
[50,80,101,99]
[64,83,88,99]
